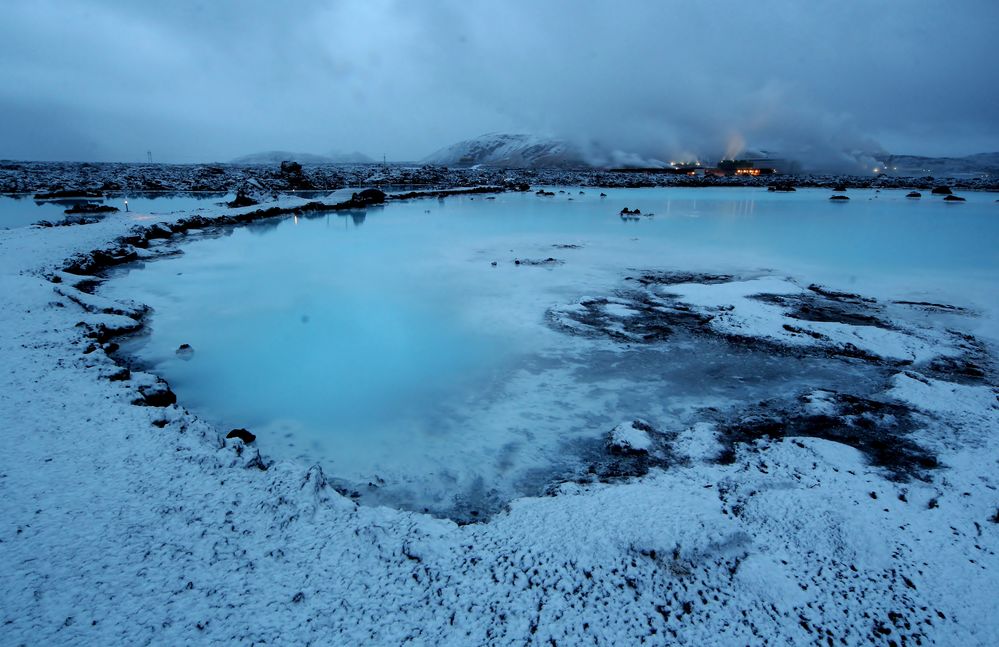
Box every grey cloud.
[1,0,996,168]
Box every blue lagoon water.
[101,188,999,515]
[0,192,235,229]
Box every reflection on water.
[99,187,999,517]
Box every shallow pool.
[100,187,999,516]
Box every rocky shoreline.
[3,160,998,196]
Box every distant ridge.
[422,133,590,169]
[232,150,374,165]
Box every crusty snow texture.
[1,203,998,645]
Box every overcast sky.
[1,0,997,164]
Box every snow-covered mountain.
[232,150,374,165]
[423,133,590,169]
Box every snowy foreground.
[1,193,998,645]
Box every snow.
[422,133,586,168]
[663,277,962,362]
[0,187,997,644]
[609,420,654,452]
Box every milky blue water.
[0,192,235,228]
[101,187,999,516]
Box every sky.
[1,0,997,166]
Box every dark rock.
[350,188,386,205]
[513,257,562,266]
[134,381,177,407]
[926,356,987,382]
[718,391,937,480]
[829,194,850,201]
[227,191,258,208]
[931,186,952,195]
[833,184,848,192]
[226,428,256,443]
[906,191,922,198]
[176,344,195,360]
[280,160,303,175]
[767,183,796,192]
[107,368,131,382]
[943,195,966,202]
[292,592,305,604]
[63,203,119,215]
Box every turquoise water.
[101,187,999,515]
[0,192,234,228]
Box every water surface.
[101,187,999,516]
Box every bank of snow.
[0,198,997,645]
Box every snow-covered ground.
[1,192,997,645]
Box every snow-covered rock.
[608,419,655,454]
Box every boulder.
[227,190,258,208]
[350,188,386,205]
[906,191,921,198]
[226,428,257,444]
[943,194,966,202]
[279,160,303,175]
[135,380,177,407]
[931,186,952,195]
[829,195,850,201]
[608,420,655,455]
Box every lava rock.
[906,191,922,198]
[829,194,850,201]
[135,381,177,407]
[931,186,953,195]
[175,343,194,360]
[280,160,303,175]
[350,188,386,205]
[63,203,119,215]
[943,194,966,202]
[226,428,256,444]
[227,191,258,208]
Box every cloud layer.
[1,1,997,167]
